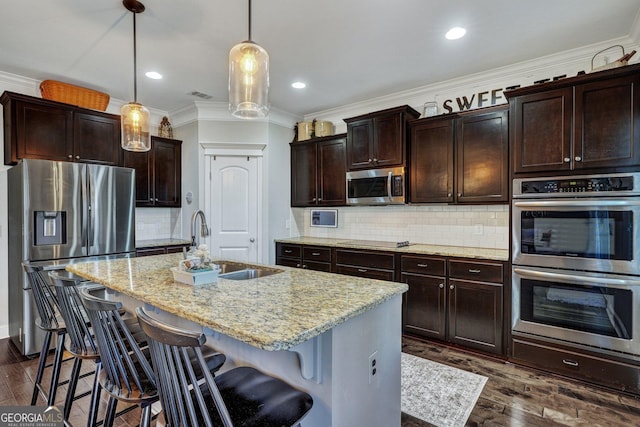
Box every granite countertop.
[275,237,510,261]
[66,253,407,351]
[135,238,192,249]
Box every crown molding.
[0,71,39,95]
[169,101,300,129]
[304,36,640,128]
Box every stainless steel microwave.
[346,167,405,205]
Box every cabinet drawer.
[336,265,394,281]
[335,249,395,270]
[277,243,302,259]
[166,245,189,254]
[136,248,166,257]
[276,258,301,268]
[303,246,331,263]
[401,255,445,276]
[304,261,332,273]
[448,260,503,283]
[512,338,640,394]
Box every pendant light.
[229,0,269,119]
[121,0,151,151]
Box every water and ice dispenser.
[33,211,66,245]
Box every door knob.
[249,238,255,242]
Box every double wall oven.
[512,172,640,357]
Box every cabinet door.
[409,118,454,203]
[511,88,572,174]
[290,142,318,206]
[317,136,346,206]
[402,273,446,340]
[14,100,74,163]
[448,279,503,354]
[373,114,404,167]
[574,74,640,170]
[152,137,182,207]
[346,118,374,170]
[122,149,153,206]
[74,112,121,165]
[456,108,508,203]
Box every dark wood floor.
[2,336,640,426]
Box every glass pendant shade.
[229,41,269,119]
[121,102,150,151]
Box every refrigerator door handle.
[81,165,89,256]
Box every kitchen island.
[67,253,408,427]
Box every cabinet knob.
[449,284,454,290]
[564,157,571,163]
[296,263,301,268]
[447,193,452,198]
[249,238,255,242]
[457,193,462,197]
[312,197,316,202]
[574,156,582,162]
[75,155,80,160]
[302,264,307,269]
[149,198,154,202]
[439,283,444,289]
[68,154,73,159]
[318,197,322,201]
[373,158,378,163]
[368,158,373,163]
[155,198,159,202]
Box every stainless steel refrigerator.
[8,159,136,356]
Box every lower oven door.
[512,266,640,356]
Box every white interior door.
[207,155,260,263]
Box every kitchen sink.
[214,261,283,280]
[219,268,281,280]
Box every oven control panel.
[514,173,640,197]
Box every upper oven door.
[512,198,640,275]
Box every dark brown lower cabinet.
[402,255,504,355]
[275,242,332,272]
[334,249,395,281]
[136,243,189,257]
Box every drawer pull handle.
[311,252,321,256]
[284,250,292,254]
[358,268,368,273]
[417,263,429,268]
[562,359,579,367]
[468,269,481,274]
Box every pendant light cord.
[133,10,138,103]
[247,0,252,41]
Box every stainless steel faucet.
[190,210,210,248]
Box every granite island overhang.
[67,253,408,427]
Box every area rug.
[401,352,488,427]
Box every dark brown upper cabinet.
[123,136,182,207]
[290,134,346,207]
[508,64,640,175]
[344,105,419,171]
[1,91,122,166]
[409,105,509,204]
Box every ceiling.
[1,0,639,117]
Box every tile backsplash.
[291,205,509,249]
[135,208,182,241]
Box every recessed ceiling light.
[291,81,306,89]
[445,27,466,40]
[145,71,163,79]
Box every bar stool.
[48,270,103,426]
[136,306,314,427]
[22,263,72,407]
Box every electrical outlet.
[368,351,378,384]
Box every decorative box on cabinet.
[507,64,640,175]
[409,105,508,204]
[1,91,121,166]
[123,136,182,207]
[290,134,346,207]
[344,105,419,171]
